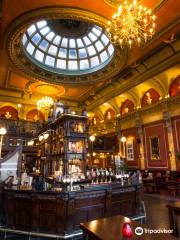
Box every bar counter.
[3,183,142,236]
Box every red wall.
[104,108,115,120]
[172,116,180,170]
[0,106,18,119]
[120,99,134,116]
[143,121,169,169]
[26,109,45,122]
[141,88,160,107]
[169,77,180,97]
[122,128,139,169]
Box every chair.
[131,201,146,223]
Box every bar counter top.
[2,182,142,236]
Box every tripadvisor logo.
[135,227,143,236]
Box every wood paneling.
[3,183,142,235]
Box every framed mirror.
[150,136,160,160]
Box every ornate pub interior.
[0,0,179,239]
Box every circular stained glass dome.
[21,19,115,75]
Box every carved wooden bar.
[3,183,142,236]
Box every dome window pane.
[83,36,91,46]
[100,50,108,62]
[45,56,55,67]
[90,56,99,67]
[21,20,115,76]
[31,33,41,45]
[68,60,78,70]
[80,59,89,70]
[92,27,102,37]
[26,42,35,55]
[53,36,61,45]
[69,39,76,48]
[87,46,96,56]
[88,32,97,42]
[40,27,50,36]
[27,25,36,36]
[77,39,84,47]
[58,48,67,58]
[69,49,77,59]
[39,40,49,51]
[101,34,109,45]
[78,48,87,58]
[61,38,68,47]
[48,45,58,56]
[22,34,28,45]
[108,44,114,56]
[35,49,44,62]
[46,32,55,41]
[37,21,47,29]
[95,41,104,51]
[56,59,66,69]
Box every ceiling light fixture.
[37,96,54,110]
[106,0,156,48]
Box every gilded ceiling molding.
[91,95,180,132]
[151,77,167,97]
[87,42,180,111]
[5,7,128,86]
[104,0,168,12]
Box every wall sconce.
[39,135,44,141]
[0,127,7,159]
[43,132,49,140]
[107,112,111,120]
[17,104,22,108]
[121,136,126,159]
[121,136,127,143]
[27,140,34,146]
[39,130,51,142]
[89,135,96,142]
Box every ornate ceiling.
[0,0,179,114]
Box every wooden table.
[80,215,177,240]
[167,201,180,237]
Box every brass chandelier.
[106,0,156,47]
[37,96,54,110]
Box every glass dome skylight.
[21,19,115,75]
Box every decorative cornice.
[90,95,180,132]
[5,7,128,86]
[87,41,180,111]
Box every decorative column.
[135,112,145,170]
[163,110,176,171]
[116,117,122,155]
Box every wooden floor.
[0,193,179,240]
[144,193,180,228]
